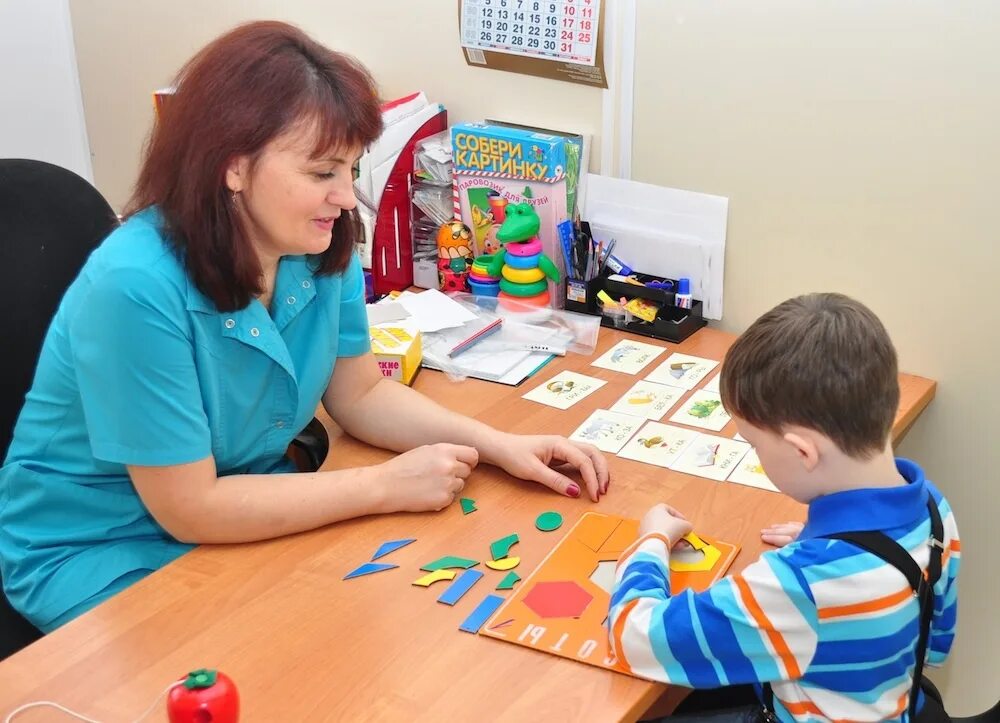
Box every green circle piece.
[535,511,563,532]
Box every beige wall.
[633,1,998,712]
[69,0,604,210]
[70,0,997,712]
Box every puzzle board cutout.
[480,512,740,675]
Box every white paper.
[581,173,728,320]
[395,289,477,333]
[366,302,410,326]
[702,373,721,393]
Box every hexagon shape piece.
[523,580,593,619]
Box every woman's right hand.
[372,443,480,513]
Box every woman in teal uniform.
[0,21,609,632]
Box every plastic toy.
[484,189,560,309]
[167,669,239,723]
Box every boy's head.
[720,293,899,501]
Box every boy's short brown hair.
[720,293,899,458]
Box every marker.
[675,277,693,309]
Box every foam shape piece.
[412,569,458,587]
[420,556,479,572]
[343,562,398,580]
[535,511,564,532]
[460,498,477,515]
[459,594,506,634]
[370,538,416,561]
[485,557,520,571]
[437,569,485,606]
[496,572,521,590]
[490,533,519,561]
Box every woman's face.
[227,121,362,262]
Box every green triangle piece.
[420,556,479,572]
[489,533,519,561]
[496,571,521,591]
[535,511,564,532]
[460,498,477,515]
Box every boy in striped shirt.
[609,293,960,722]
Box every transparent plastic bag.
[421,292,601,382]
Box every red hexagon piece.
[522,580,594,618]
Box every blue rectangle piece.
[437,568,484,606]
[459,593,505,634]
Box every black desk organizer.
[564,273,707,344]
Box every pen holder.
[564,274,707,344]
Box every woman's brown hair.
[124,21,383,311]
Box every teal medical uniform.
[0,207,370,631]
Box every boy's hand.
[761,521,804,547]
[639,503,694,546]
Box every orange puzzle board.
[481,512,740,676]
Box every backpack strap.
[760,496,944,721]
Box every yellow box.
[369,321,422,385]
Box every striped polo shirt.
[609,458,960,722]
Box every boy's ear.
[783,429,820,472]
[225,155,251,193]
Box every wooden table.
[0,328,935,722]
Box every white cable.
[4,681,181,723]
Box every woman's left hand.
[486,433,610,501]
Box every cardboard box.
[370,321,422,385]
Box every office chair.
[0,158,120,660]
[0,159,329,659]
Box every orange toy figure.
[436,221,472,292]
[480,512,739,676]
[436,220,473,268]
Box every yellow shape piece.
[412,569,458,587]
[485,557,521,571]
[501,266,545,284]
[669,532,722,572]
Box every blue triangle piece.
[370,538,417,561]
[343,562,398,580]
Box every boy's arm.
[927,500,961,666]
[608,534,819,687]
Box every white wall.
[68,0,606,210]
[632,1,999,713]
[0,0,92,182]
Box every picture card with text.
[726,449,780,492]
[522,371,606,410]
[670,434,751,482]
[669,390,732,432]
[609,380,686,420]
[646,353,719,390]
[591,339,666,375]
[569,410,647,454]
[617,422,700,468]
